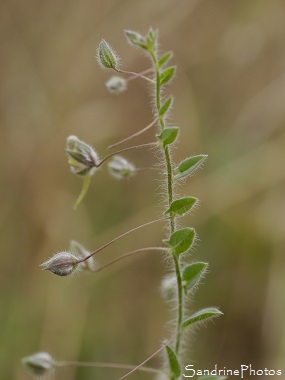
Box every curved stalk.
[56,360,164,376]
[108,118,158,150]
[98,142,156,167]
[90,247,168,274]
[75,217,168,264]
[118,343,167,380]
[115,68,154,84]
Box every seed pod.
[40,252,79,277]
[21,352,54,376]
[97,39,120,70]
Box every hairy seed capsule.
[97,39,120,70]
[40,252,79,277]
[106,76,127,94]
[21,352,54,376]
[107,155,136,179]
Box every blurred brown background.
[1,0,285,379]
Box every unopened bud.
[66,135,98,176]
[106,76,127,94]
[21,352,54,376]
[107,156,136,179]
[97,39,120,70]
[40,252,80,277]
[70,240,95,272]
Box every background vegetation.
[0,0,285,379]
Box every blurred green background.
[1,0,285,379]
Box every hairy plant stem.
[149,48,184,358]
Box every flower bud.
[106,76,127,94]
[107,156,136,179]
[40,252,79,277]
[66,135,98,176]
[70,240,95,272]
[124,30,147,49]
[97,39,120,70]
[21,352,54,376]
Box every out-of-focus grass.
[1,0,285,379]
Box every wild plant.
[22,28,224,380]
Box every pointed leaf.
[182,262,208,294]
[159,66,176,86]
[175,154,208,180]
[157,127,179,147]
[159,96,173,117]
[165,228,195,256]
[165,345,181,378]
[182,308,223,329]
[158,51,173,68]
[165,197,197,216]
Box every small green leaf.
[73,175,91,210]
[157,127,179,147]
[165,345,181,378]
[182,308,223,329]
[182,262,208,294]
[158,51,173,68]
[159,96,173,117]
[175,154,208,180]
[160,66,176,86]
[165,197,197,216]
[165,228,195,256]
[199,376,227,380]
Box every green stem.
[173,254,183,353]
[150,47,183,358]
